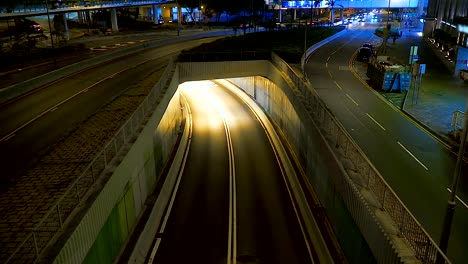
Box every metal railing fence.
[0,1,164,13]
[451,110,465,131]
[271,52,451,264]
[6,59,175,264]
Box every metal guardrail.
[0,1,168,15]
[271,53,452,264]
[5,59,175,264]
[451,110,465,131]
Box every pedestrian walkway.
[352,26,468,148]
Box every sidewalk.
[353,27,468,148]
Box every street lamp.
[437,99,468,263]
[45,0,57,68]
[387,0,391,26]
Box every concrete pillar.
[111,8,118,32]
[63,13,69,41]
[423,18,437,37]
[449,0,457,21]
[418,0,424,17]
[153,4,159,23]
[340,8,343,25]
[77,11,84,24]
[279,9,282,22]
[293,9,296,20]
[436,0,446,28]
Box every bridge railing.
[5,59,175,264]
[0,1,167,14]
[271,52,452,264]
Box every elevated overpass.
[281,0,419,9]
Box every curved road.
[150,81,313,264]
[305,26,467,263]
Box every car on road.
[357,47,372,62]
[361,42,374,53]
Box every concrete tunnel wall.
[52,69,185,264]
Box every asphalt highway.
[0,37,221,187]
[305,27,467,263]
[151,81,313,264]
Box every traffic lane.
[154,85,230,264]
[306,28,468,262]
[0,37,221,138]
[0,38,221,183]
[327,55,457,183]
[0,57,171,183]
[322,30,468,210]
[311,85,447,230]
[307,27,461,210]
[314,83,468,262]
[212,85,312,264]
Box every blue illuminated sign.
[282,1,312,8]
[459,24,468,34]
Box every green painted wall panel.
[84,192,133,264]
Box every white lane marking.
[328,71,333,78]
[326,56,331,62]
[325,62,328,68]
[203,87,237,264]
[366,113,385,131]
[447,188,468,209]
[0,63,136,142]
[397,141,429,170]
[3,134,15,141]
[218,80,315,263]
[224,107,237,264]
[346,94,359,106]
[334,81,342,90]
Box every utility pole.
[387,0,391,26]
[436,99,468,264]
[45,0,57,68]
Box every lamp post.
[387,0,391,26]
[436,99,468,263]
[45,0,57,68]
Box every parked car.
[11,19,43,35]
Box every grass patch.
[179,26,344,63]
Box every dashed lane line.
[346,94,359,106]
[366,113,385,131]
[447,188,468,209]
[397,141,429,170]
